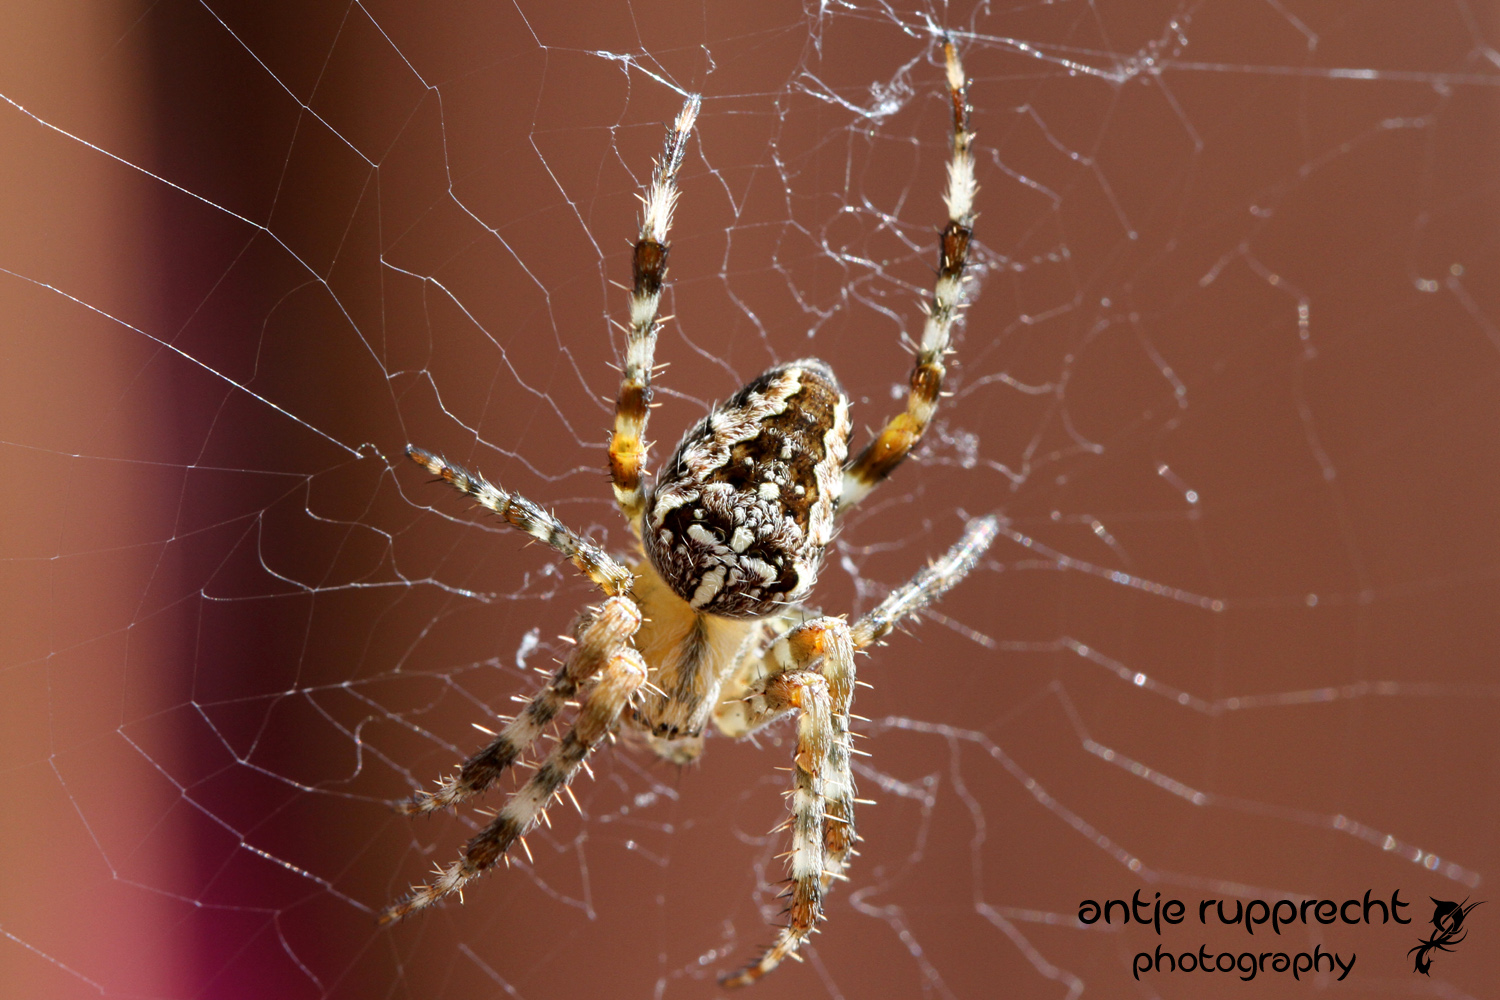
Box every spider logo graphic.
[1409,896,1481,975]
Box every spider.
[382,40,995,988]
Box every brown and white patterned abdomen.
[644,360,850,618]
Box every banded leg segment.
[722,517,994,985]
[721,619,858,989]
[406,446,634,597]
[841,40,976,511]
[381,644,647,923]
[397,597,642,816]
[610,95,701,533]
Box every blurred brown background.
[1,1,1497,997]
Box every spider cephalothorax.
[384,40,995,988]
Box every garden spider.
[383,40,995,988]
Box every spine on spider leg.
[850,515,997,649]
[610,95,702,529]
[398,597,642,815]
[721,671,835,989]
[405,445,633,596]
[381,647,647,924]
[843,41,976,508]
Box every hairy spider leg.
[851,514,997,647]
[720,619,857,989]
[841,40,976,511]
[719,515,995,986]
[382,637,647,923]
[397,596,642,816]
[405,446,634,597]
[610,94,701,534]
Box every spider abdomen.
[645,360,850,618]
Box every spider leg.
[397,596,641,815]
[610,94,701,535]
[382,639,647,924]
[721,619,857,988]
[405,445,633,597]
[719,517,994,986]
[841,39,976,512]
[851,514,997,648]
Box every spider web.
[2,1,1498,997]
